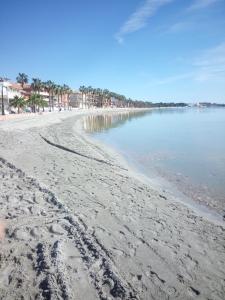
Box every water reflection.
[83,108,189,133]
[83,110,151,133]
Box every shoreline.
[0,109,225,299]
[77,112,224,226]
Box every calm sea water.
[84,108,225,212]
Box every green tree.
[51,83,57,110]
[31,78,42,94]
[38,98,48,112]
[16,73,28,88]
[92,88,98,107]
[54,85,61,109]
[103,89,110,107]
[43,80,54,111]
[62,84,71,110]
[59,85,64,109]
[27,94,42,113]
[96,88,103,107]
[10,96,26,114]
[66,87,73,110]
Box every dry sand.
[0,109,224,300]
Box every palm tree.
[96,88,103,107]
[27,94,42,113]
[103,89,110,107]
[31,78,42,94]
[16,73,28,88]
[84,86,90,108]
[62,84,71,110]
[51,83,57,110]
[54,85,61,109]
[62,84,67,105]
[66,87,73,110]
[59,85,64,109]
[43,80,54,111]
[87,86,94,108]
[38,98,48,112]
[92,88,98,107]
[10,96,26,114]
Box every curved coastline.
[77,111,225,226]
[0,109,225,299]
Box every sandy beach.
[0,109,224,300]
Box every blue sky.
[1,0,225,102]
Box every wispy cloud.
[188,0,220,11]
[149,73,194,86]
[147,42,225,86]
[166,21,194,33]
[193,42,225,81]
[115,0,173,43]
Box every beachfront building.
[0,78,52,114]
[69,91,83,108]
[1,74,78,115]
[10,83,31,100]
[85,93,94,108]
[110,97,126,108]
[61,93,70,110]
[0,80,10,114]
[78,87,117,108]
[111,97,119,108]
[39,91,49,103]
[0,79,24,114]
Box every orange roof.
[10,82,22,90]
[10,82,31,89]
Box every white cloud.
[115,0,173,43]
[188,0,220,11]
[166,21,194,33]
[146,42,225,86]
[193,42,225,82]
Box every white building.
[1,79,28,114]
[69,91,83,108]
[0,80,15,114]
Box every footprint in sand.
[30,227,42,238]
[112,247,126,256]
[12,228,29,240]
[48,224,65,235]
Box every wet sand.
[0,109,225,300]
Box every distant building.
[69,91,83,108]
[111,97,119,108]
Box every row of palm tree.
[14,75,159,110]
[78,85,189,109]
[79,85,131,108]
[15,74,136,111]
[16,73,72,111]
[0,73,73,115]
[1,73,188,115]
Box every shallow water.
[84,108,225,212]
